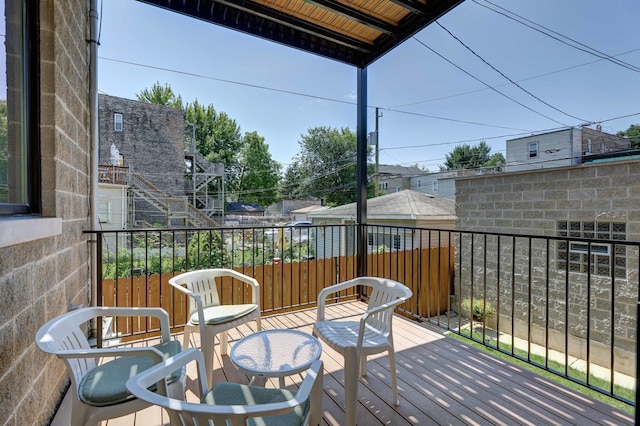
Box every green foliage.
[616,124,640,148]
[282,126,374,205]
[373,245,389,254]
[136,81,183,109]
[236,131,281,206]
[441,141,504,172]
[187,230,225,269]
[461,298,494,322]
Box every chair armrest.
[92,307,172,342]
[316,278,361,321]
[168,279,207,334]
[56,346,165,363]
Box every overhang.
[138,0,464,68]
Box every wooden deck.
[52,301,634,426]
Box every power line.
[99,56,537,132]
[435,21,590,123]
[473,0,640,73]
[411,36,571,127]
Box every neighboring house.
[410,170,457,200]
[505,126,629,172]
[377,164,423,194]
[308,190,456,258]
[265,199,322,217]
[98,94,223,227]
[290,204,327,221]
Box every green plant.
[461,298,494,322]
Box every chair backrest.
[126,348,321,426]
[360,277,413,336]
[169,269,259,317]
[35,308,102,393]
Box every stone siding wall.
[454,160,640,375]
[0,1,93,424]
[98,94,186,197]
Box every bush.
[461,298,494,322]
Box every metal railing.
[85,223,639,409]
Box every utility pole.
[375,107,381,197]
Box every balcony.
[52,300,633,425]
[80,224,638,424]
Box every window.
[380,181,388,191]
[528,142,538,158]
[114,113,123,131]
[557,221,627,278]
[0,1,40,215]
[396,186,401,192]
[432,180,438,193]
[417,179,422,188]
[98,201,111,223]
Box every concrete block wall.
[0,1,93,424]
[454,159,640,376]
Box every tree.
[136,81,183,109]
[617,124,640,148]
[184,100,244,192]
[236,131,281,206]
[441,141,504,172]
[284,126,373,206]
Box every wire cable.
[473,0,640,73]
[411,36,571,127]
[436,20,590,123]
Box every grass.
[447,329,635,416]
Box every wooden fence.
[100,247,452,341]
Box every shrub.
[461,298,494,322]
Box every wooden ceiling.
[138,0,464,67]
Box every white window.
[98,201,111,223]
[396,186,401,192]
[114,113,123,132]
[528,142,538,158]
[380,181,388,190]
[433,180,438,193]
[417,179,422,188]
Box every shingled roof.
[309,189,456,220]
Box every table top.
[230,329,322,378]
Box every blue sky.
[98,0,640,171]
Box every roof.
[378,164,423,176]
[291,205,328,214]
[138,0,464,68]
[308,189,456,220]
[227,201,264,212]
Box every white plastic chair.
[126,348,324,426]
[35,307,185,426]
[169,268,262,387]
[312,277,412,426]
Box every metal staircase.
[184,150,225,219]
[129,172,217,228]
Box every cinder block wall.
[454,160,640,376]
[0,1,92,424]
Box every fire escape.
[184,130,225,221]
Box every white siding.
[506,129,576,172]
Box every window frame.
[114,112,123,131]
[0,0,40,216]
[528,142,538,159]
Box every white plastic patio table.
[230,329,322,388]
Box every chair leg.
[343,348,359,426]
[388,348,399,406]
[360,354,367,377]
[202,333,216,388]
[219,330,228,355]
[309,362,324,426]
[256,316,262,331]
[181,327,191,349]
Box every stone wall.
[0,1,93,424]
[98,94,186,197]
[454,159,640,376]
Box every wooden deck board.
[88,300,633,426]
